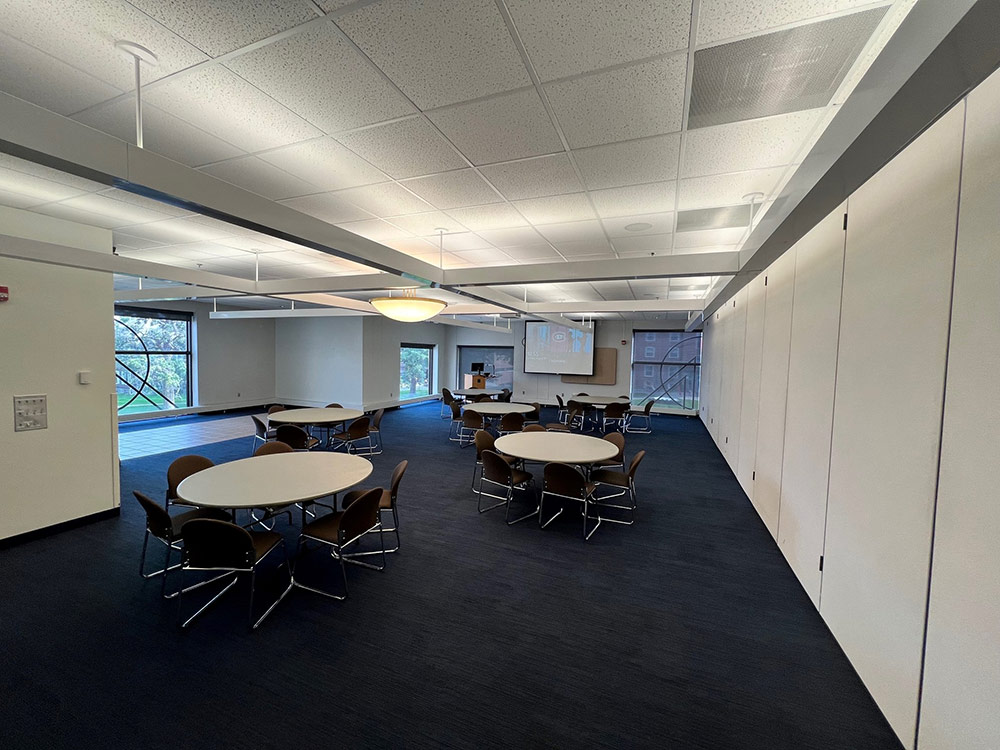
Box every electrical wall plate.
[14,394,47,431]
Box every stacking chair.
[275,424,320,451]
[499,388,512,403]
[448,400,465,441]
[472,430,518,491]
[458,410,483,447]
[546,408,581,432]
[341,460,408,553]
[368,408,385,455]
[590,450,645,526]
[478,450,536,524]
[267,405,287,415]
[329,416,373,455]
[498,412,525,435]
[602,402,629,432]
[440,388,463,418]
[566,400,588,430]
[474,394,494,403]
[254,441,292,457]
[539,463,600,540]
[294,488,386,601]
[594,432,626,472]
[325,403,344,408]
[166,455,214,509]
[626,401,655,433]
[555,394,568,423]
[177,518,291,630]
[251,415,275,455]
[523,402,541,425]
[133,491,228,598]
[523,424,547,433]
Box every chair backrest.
[565,408,581,426]
[133,490,171,539]
[474,429,496,460]
[267,405,286,415]
[371,408,385,430]
[389,460,408,502]
[450,400,463,420]
[462,410,483,429]
[474,394,493,403]
[275,424,312,450]
[544,462,587,498]
[500,388,512,403]
[481,450,512,485]
[628,450,646,479]
[603,431,626,462]
[339,488,382,545]
[523,424,546,433]
[576,392,589,397]
[567,399,584,412]
[643,400,654,415]
[347,416,371,439]
[442,388,454,406]
[254,441,293,457]
[167,455,214,500]
[499,412,524,432]
[325,402,343,408]
[618,395,630,400]
[525,402,541,421]
[251,414,268,439]
[555,394,565,408]
[182,519,256,569]
[604,402,627,419]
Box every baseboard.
[0,507,121,550]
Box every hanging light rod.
[114,40,158,149]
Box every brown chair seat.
[342,487,392,510]
[545,422,570,431]
[300,510,346,544]
[589,468,629,487]
[510,467,533,486]
[250,530,284,562]
[169,507,230,538]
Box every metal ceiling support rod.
[114,41,158,149]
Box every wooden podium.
[464,373,489,389]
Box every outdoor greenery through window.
[630,331,702,411]
[458,346,514,391]
[115,306,193,415]
[400,343,434,400]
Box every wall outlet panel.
[14,394,47,431]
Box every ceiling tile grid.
[400,169,502,210]
[573,134,682,190]
[198,155,320,200]
[479,154,583,201]
[696,0,881,46]
[257,138,388,191]
[334,116,467,179]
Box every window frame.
[399,342,435,401]
[114,305,194,414]
[630,329,703,411]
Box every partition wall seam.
[911,97,968,750]
[773,253,800,537]
[817,205,851,609]
[749,277,769,502]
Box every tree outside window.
[114,307,193,415]
[400,344,433,399]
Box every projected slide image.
[524,321,595,375]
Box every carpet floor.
[0,403,902,749]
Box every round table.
[177,452,372,509]
[267,407,364,425]
[494,432,619,464]
[569,396,630,407]
[463,402,534,416]
[453,388,503,397]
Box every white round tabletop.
[176,452,372,509]
[268,407,364,425]
[570,395,630,406]
[463,402,534,416]
[495,432,619,464]
[453,388,503,396]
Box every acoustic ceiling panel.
[689,7,888,129]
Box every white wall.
[698,70,1000,750]
[362,316,447,409]
[0,209,118,539]
[274,316,364,409]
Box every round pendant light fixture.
[370,290,447,322]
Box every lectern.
[463,373,489,389]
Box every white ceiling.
[0,0,917,318]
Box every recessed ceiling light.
[624,222,653,232]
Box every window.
[114,306,193,415]
[400,343,434,399]
[631,330,702,411]
[458,345,515,391]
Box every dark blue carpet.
[0,402,901,749]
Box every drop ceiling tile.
[506,0,691,81]
[330,182,430,218]
[0,167,91,207]
[401,170,501,210]
[111,232,166,251]
[279,192,374,224]
[589,182,677,218]
[602,212,675,238]
[549,238,613,258]
[144,67,322,152]
[0,0,209,90]
[480,154,583,201]
[545,55,686,148]
[511,193,595,225]
[534,219,606,244]
[446,204,530,232]
[257,138,388,192]
[122,217,237,244]
[574,133,681,190]
[674,228,747,247]
[453,248,514,265]
[682,109,823,177]
[611,233,673,254]
[0,154,104,193]
[335,0,530,109]
[427,88,563,165]
[430,232,492,252]
[697,0,875,45]
[199,156,318,200]
[335,117,466,179]
[591,280,635,299]
[475,225,543,247]
[337,218,414,242]
[318,0,359,10]
[0,31,123,116]
[129,0,315,57]
[33,193,176,229]
[677,167,786,210]
[383,237,439,256]
[500,244,562,261]
[103,189,191,218]
[386,211,467,237]
[73,100,245,167]
[226,23,417,133]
